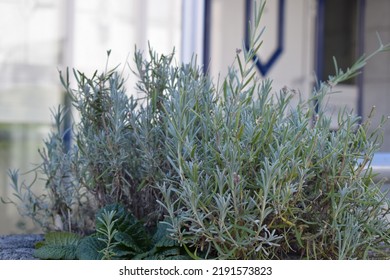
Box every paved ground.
[0,234,44,260]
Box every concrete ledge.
[0,234,43,260]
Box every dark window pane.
[323,0,358,84]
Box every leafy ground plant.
[34,204,189,260]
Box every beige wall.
[208,0,390,145]
[363,0,390,152]
[208,0,317,102]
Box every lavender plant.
[153,1,390,259]
[2,106,91,232]
[3,0,390,260]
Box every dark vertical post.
[314,0,325,112]
[357,0,366,118]
[245,0,251,52]
[203,0,211,73]
[62,0,75,152]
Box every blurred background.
[1,0,389,234]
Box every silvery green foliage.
[152,1,390,259]
[3,106,89,232]
[3,53,173,232]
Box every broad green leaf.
[33,232,82,260]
